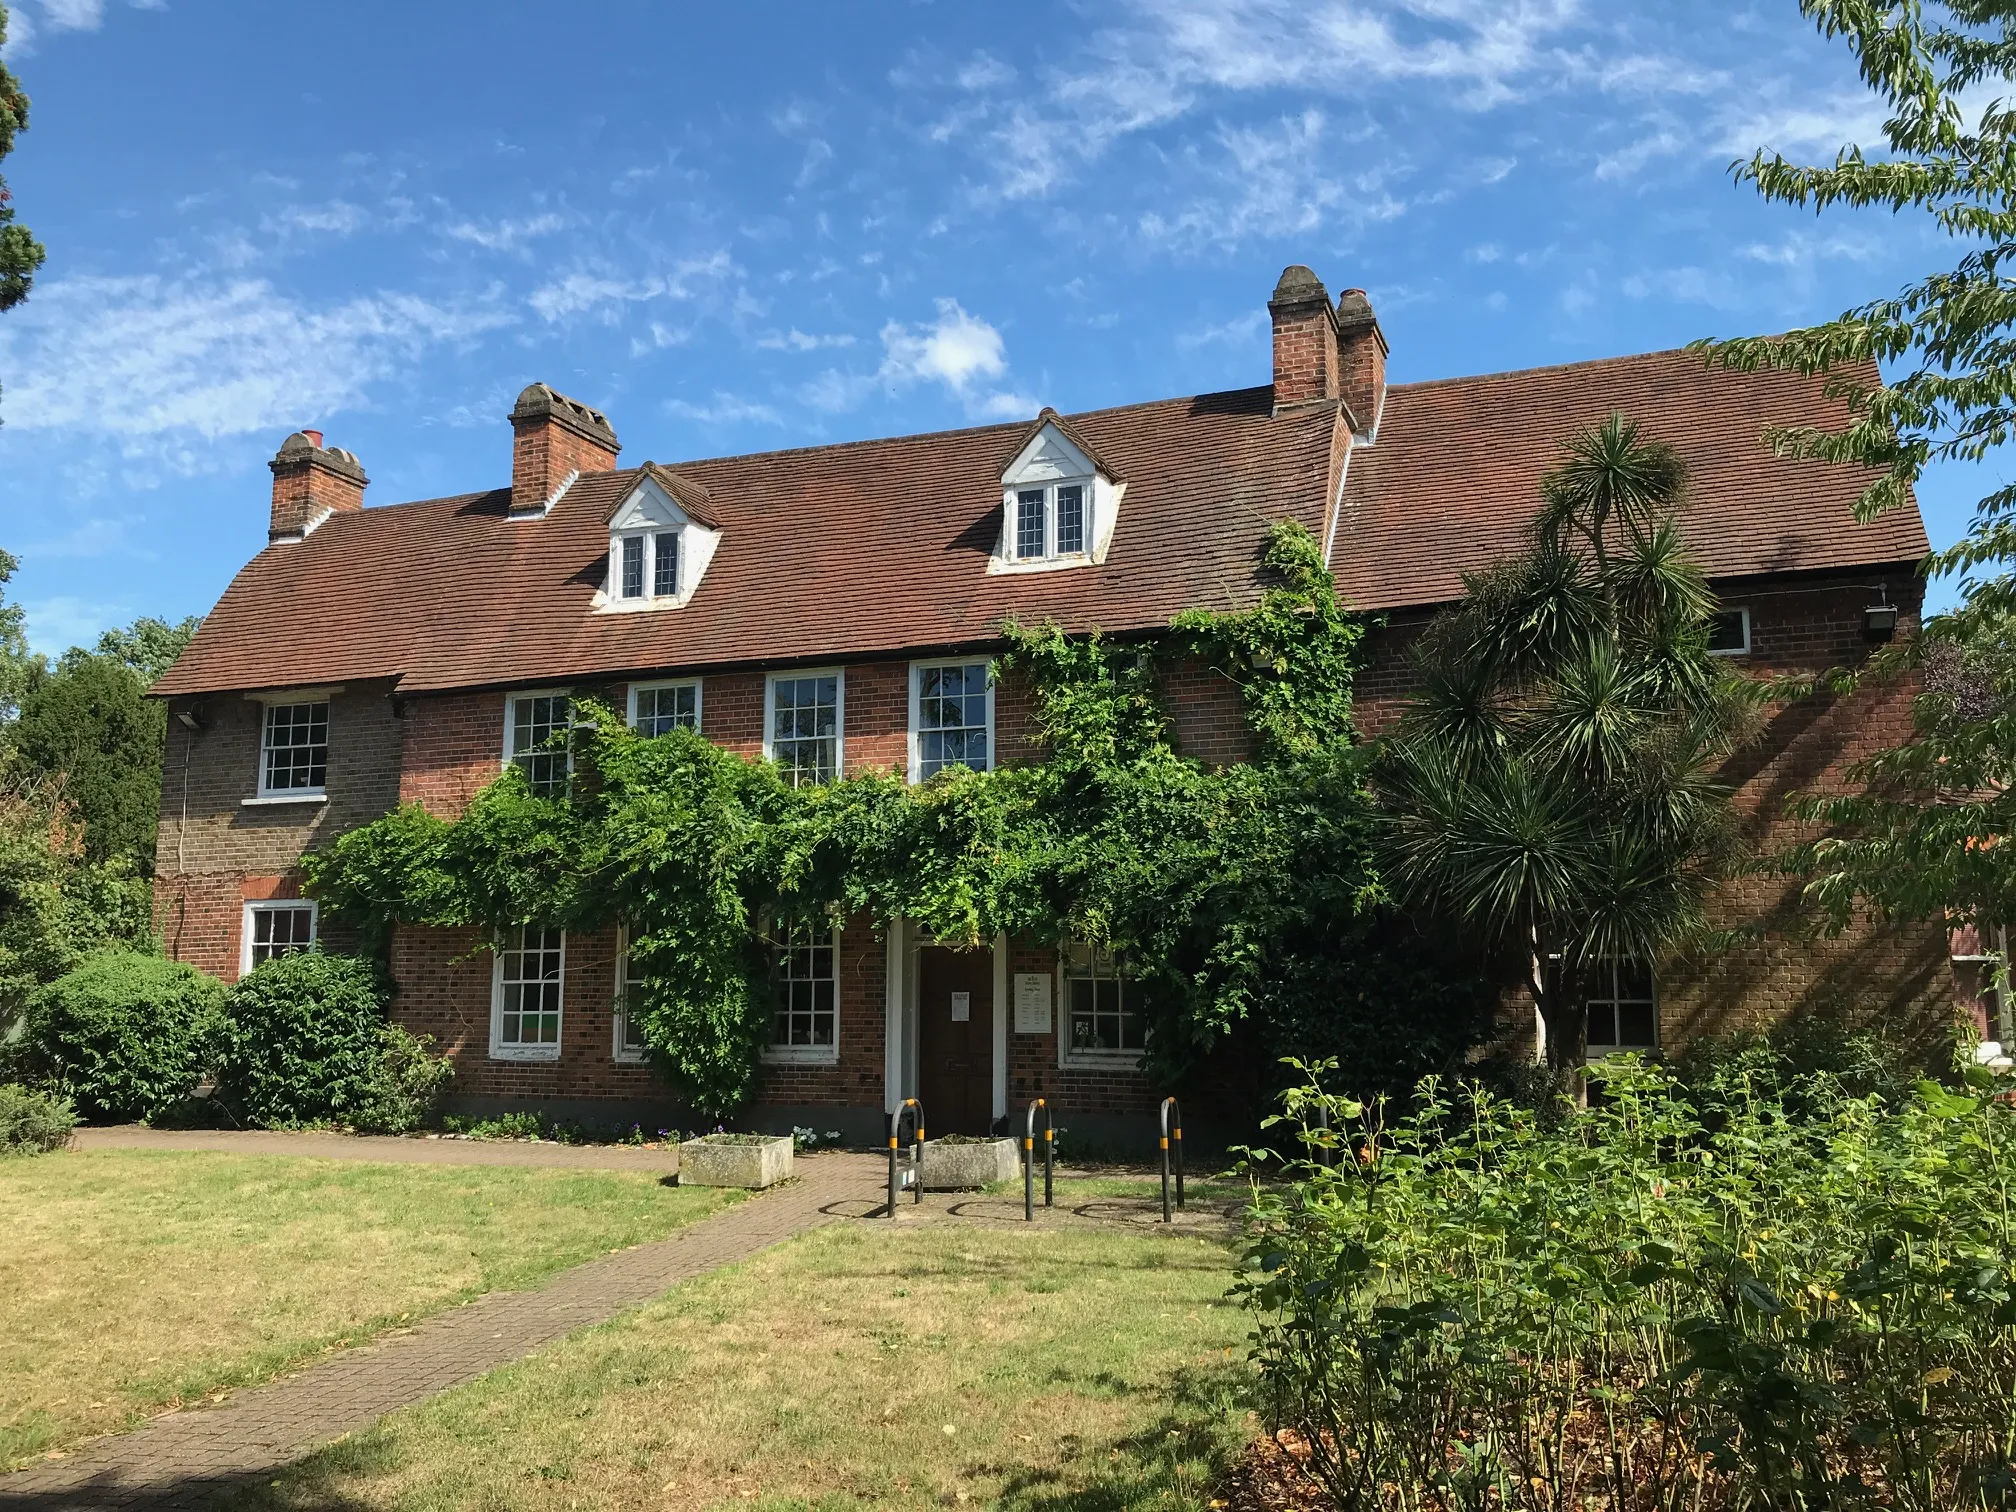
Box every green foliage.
[91,616,199,686]
[305,521,1415,1117]
[0,1081,73,1155]
[0,5,43,318]
[12,651,168,870]
[20,951,225,1123]
[217,952,452,1134]
[1375,416,1758,1070]
[0,548,39,724]
[1696,4,2016,947]
[0,769,154,1037]
[1243,1056,2016,1511]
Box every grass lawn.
[233,1221,1253,1512]
[0,1148,739,1470]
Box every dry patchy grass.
[234,1221,1252,1511]
[1,1148,736,1469]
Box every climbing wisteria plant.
[302,522,1434,1116]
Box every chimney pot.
[509,383,621,517]
[268,431,366,543]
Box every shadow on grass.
[994,1363,1253,1512]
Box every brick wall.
[1003,937,1158,1122]
[1351,571,1956,1054]
[1164,659,1255,768]
[388,923,669,1109]
[400,691,505,817]
[155,682,401,980]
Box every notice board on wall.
[1012,972,1051,1034]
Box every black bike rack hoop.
[887,1098,925,1218]
[1159,1096,1185,1222]
[1023,1097,1054,1221]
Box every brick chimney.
[1268,264,1339,414]
[268,431,366,543]
[1333,287,1388,435]
[509,383,620,518]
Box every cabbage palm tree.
[1375,416,1759,1075]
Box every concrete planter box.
[679,1134,793,1189]
[920,1136,1019,1190]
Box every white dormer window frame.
[990,419,1123,576]
[594,474,722,615]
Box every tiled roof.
[152,347,1932,700]
[156,387,1335,697]
[1333,347,1928,613]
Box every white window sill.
[488,1046,562,1063]
[613,1050,648,1066]
[1061,1051,1146,1072]
[763,1047,840,1067]
[986,552,1094,577]
[243,793,328,807]
[1586,1047,1658,1060]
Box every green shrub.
[21,951,225,1122]
[0,1082,75,1155]
[218,952,451,1133]
[1242,1057,2016,1511]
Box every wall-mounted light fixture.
[174,706,205,732]
[1864,588,1899,640]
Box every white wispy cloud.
[527,251,736,323]
[443,212,568,252]
[0,273,513,443]
[665,392,784,426]
[755,328,857,352]
[1137,109,1399,248]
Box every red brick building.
[150,265,1950,1139]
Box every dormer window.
[615,530,680,602]
[992,410,1122,575]
[596,465,721,614]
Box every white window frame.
[1004,476,1095,564]
[1057,943,1147,1070]
[239,899,319,976]
[908,659,995,783]
[501,689,574,795]
[490,925,566,1062]
[1707,606,1751,657]
[762,918,843,1066]
[627,679,703,736]
[612,927,648,1064]
[610,526,682,604]
[763,669,846,786]
[255,699,330,800]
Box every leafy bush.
[0,1082,75,1155]
[1242,1057,2016,1511]
[218,952,450,1133]
[20,951,225,1121]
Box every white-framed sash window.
[612,929,649,1063]
[259,701,329,797]
[491,925,565,1061]
[504,691,572,797]
[1707,607,1751,657]
[241,900,318,975]
[764,919,840,1065]
[1060,943,1146,1067]
[910,660,994,781]
[764,671,843,786]
[628,680,701,737]
[1583,957,1658,1056]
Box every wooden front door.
[917,946,995,1136]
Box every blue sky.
[0,0,1985,654]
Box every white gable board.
[1001,423,1096,487]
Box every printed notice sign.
[949,991,971,1022]
[1013,973,1052,1034]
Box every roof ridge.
[1389,346,1720,394]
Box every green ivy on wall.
[304,521,1407,1116]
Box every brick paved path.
[0,1152,886,1512]
[71,1125,683,1175]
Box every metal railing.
[1023,1097,1054,1221]
[1159,1096,1185,1222]
[886,1098,924,1218]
